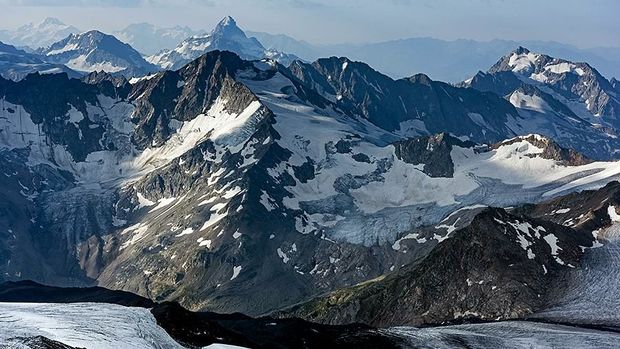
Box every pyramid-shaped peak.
[75,30,110,42]
[219,16,237,26]
[212,16,244,35]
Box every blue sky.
[0,0,617,48]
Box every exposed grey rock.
[393,133,475,177]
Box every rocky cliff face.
[289,57,520,143]
[393,133,475,177]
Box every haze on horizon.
[0,0,617,49]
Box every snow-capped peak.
[0,17,80,49]
[502,47,542,74]
[146,16,297,70]
[494,46,592,80]
[39,30,156,75]
[211,16,250,40]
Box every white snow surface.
[507,52,541,73]
[0,302,184,349]
[608,205,620,222]
[240,70,620,245]
[0,94,262,188]
[66,54,127,73]
[390,321,620,348]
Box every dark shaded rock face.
[152,302,402,349]
[0,73,118,162]
[289,57,520,143]
[0,280,156,307]
[393,133,475,177]
[280,185,617,327]
[515,181,620,232]
[130,51,259,149]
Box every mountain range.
[1,48,620,317]
[0,14,620,349]
[0,17,79,49]
[251,32,620,82]
[2,17,619,82]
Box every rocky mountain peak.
[314,56,371,75]
[218,16,237,28]
[405,73,433,86]
[463,47,620,159]
[513,45,531,55]
[211,16,247,40]
[79,29,106,41]
[146,17,297,70]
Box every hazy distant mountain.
[0,17,79,49]
[0,41,78,81]
[247,31,322,60]
[115,23,206,55]
[38,30,158,76]
[249,32,620,82]
[147,16,297,70]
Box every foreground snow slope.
[534,222,620,326]
[0,302,184,349]
[390,321,620,349]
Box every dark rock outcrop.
[393,133,475,177]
